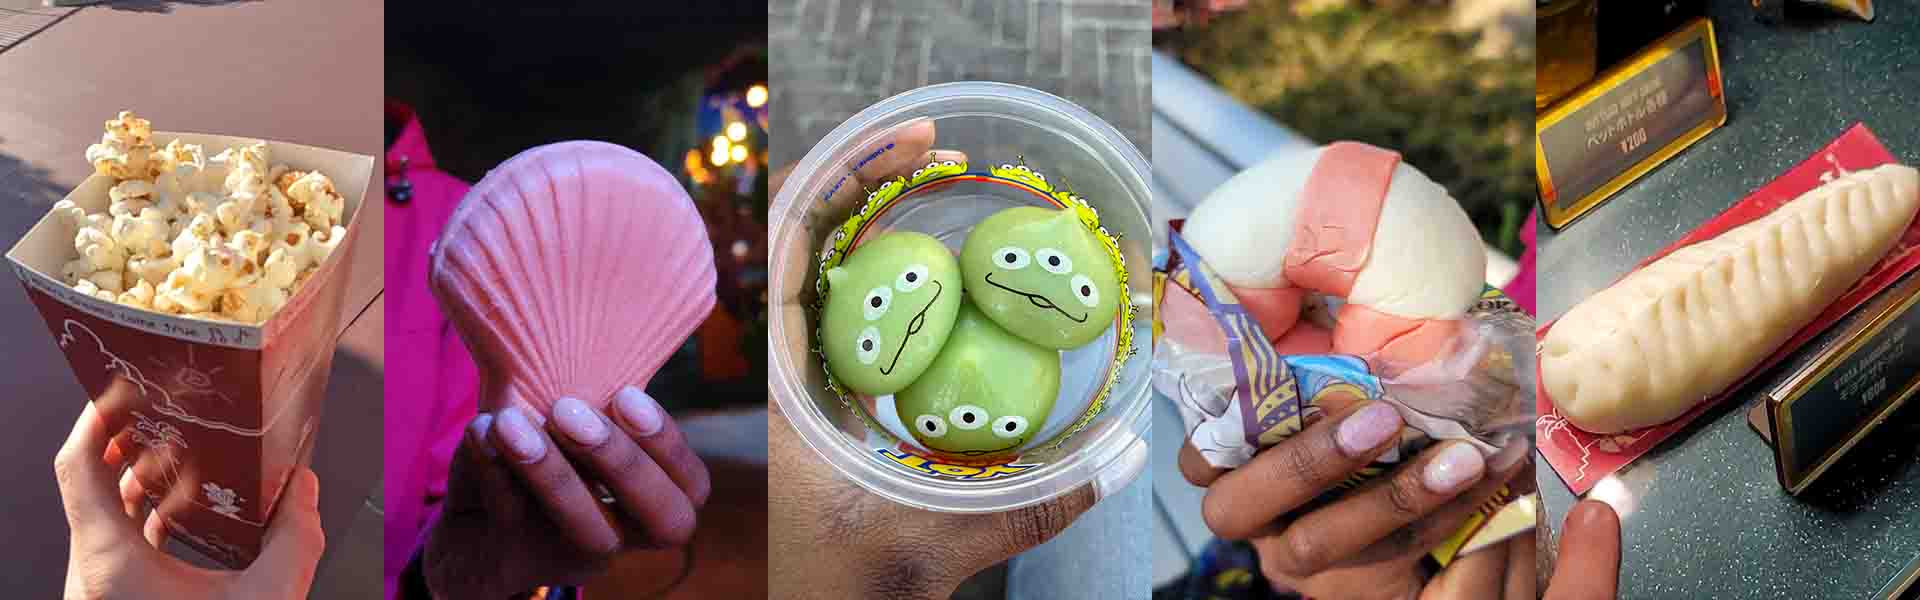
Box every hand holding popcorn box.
[7,113,374,568]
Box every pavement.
[0,3,72,53]
[769,0,1151,166]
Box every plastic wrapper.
[1154,229,1536,563]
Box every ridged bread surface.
[1542,164,1920,433]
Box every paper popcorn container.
[5,132,374,568]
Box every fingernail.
[551,396,608,446]
[1423,443,1486,493]
[615,386,664,437]
[1334,402,1401,457]
[494,407,547,463]
[468,413,497,458]
[1570,499,1621,529]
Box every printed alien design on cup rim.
[909,159,968,187]
[821,231,964,396]
[961,205,1121,349]
[990,158,1054,193]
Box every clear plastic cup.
[770,82,1153,513]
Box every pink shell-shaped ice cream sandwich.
[429,141,716,417]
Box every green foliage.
[1169,1,1534,255]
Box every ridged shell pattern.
[429,141,717,416]
[1543,164,1920,433]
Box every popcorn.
[104,111,152,147]
[219,284,288,323]
[127,255,177,286]
[172,213,221,259]
[226,168,268,203]
[152,140,211,184]
[155,273,213,313]
[228,229,270,263]
[74,279,116,302]
[262,183,296,230]
[178,245,250,291]
[213,195,255,235]
[117,280,156,309]
[262,248,301,289]
[50,200,87,231]
[310,225,346,263]
[280,170,344,229]
[108,180,156,218]
[84,112,155,180]
[83,269,125,295]
[59,112,348,323]
[213,142,269,176]
[271,220,312,250]
[183,191,220,217]
[111,208,171,257]
[152,140,222,208]
[75,225,123,271]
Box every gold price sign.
[1536,18,1726,230]
[1755,272,1920,496]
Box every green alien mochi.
[822,231,964,396]
[895,300,1060,456]
[960,206,1121,349]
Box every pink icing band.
[1331,302,1461,373]
[1282,141,1400,298]
[1228,285,1305,343]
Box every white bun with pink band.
[1179,141,1486,369]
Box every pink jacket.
[380,103,481,599]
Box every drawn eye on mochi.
[907,402,1036,456]
[819,231,964,396]
[978,246,1096,322]
[893,302,1059,456]
[960,206,1121,349]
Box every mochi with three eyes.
[960,206,1120,349]
[821,231,963,396]
[895,300,1060,456]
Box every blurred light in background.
[712,135,731,153]
[729,145,748,163]
[684,149,713,185]
[710,146,728,167]
[726,121,748,141]
[746,84,767,108]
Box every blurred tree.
[1166,0,1533,255]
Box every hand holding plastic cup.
[769,82,1153,513]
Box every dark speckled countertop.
[1536,4,1920,599]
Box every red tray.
[1536,123,1919,495]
